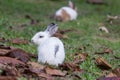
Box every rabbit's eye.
[39,36,44,38]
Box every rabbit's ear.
[45,23,58,36]
[68,1,75,9]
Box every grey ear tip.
[50,23,58,26]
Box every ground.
[0,0,120,80]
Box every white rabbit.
[31,23,65,66]
[54,1,78,22]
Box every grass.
[0,0,120,80]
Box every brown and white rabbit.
[54,1,78,22]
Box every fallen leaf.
[26,62,54,80]
[0,76,17,80]
[24,69,53,80]
[3,66,21,76]
[0,63,21,77]
[27,62,44,70]
[27,62,45,75]
[0,49,11,56]
[7,48,30,63]
[71,71,82,79]
[104,48,113,53]
[38,73,54,80]
[57,29,75,34]
[0,45,15,56]
[112,68,120,77]
[59,62,83,72]
[107,68,120,77]
[45,66,66,76]
[95,57,112,70]
[97,77,120,80]
[87,0,105,4]
[11,38,29,44]
[0,63,7,69]
[54,33,69,39]
[0,57,25,66]
[54,29,75,39]
[0,45,12,49]
[28,53,37,58]
[114,55,120,60]
[95,48,113,54]
[74,53,88,64]
[106,72,117,77]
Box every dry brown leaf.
[7,49,30,63]
[106,72,117,77]
[27,62,44,70]
[45,66,66,76]
[54,33,69,39]
[95,57,112,70]
[0,76,17,80]
[74,53,88,64]
[0,63,22,77]
[0,45,12,49]
[27,62,45,75]
[38,73,54,80]
[112,68,120,77]
[11,38,29,44]
[95,48,113,54]
[97,76,120,80]
[0,49,11,56]
[59,62,83,72]
[0,45,12,55]
[107,68,120,77]
[57,29,75,34]
[0,57,25,66]
[87,0,104,4]
[0,45,36,59]
[104,48,113,53]
[26,62,54,80]
[3,66,21,76]
[54,29,75,39]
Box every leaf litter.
[97,68,120,80]
[54,29,75,39]
[95,47,113,54]
[6,49,30,63]
[86,0,107,5]
[95,57,112,70]
[74,52,88,64]
[1,41,118,80]
[0,45,85,80]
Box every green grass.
[0,0,120,80]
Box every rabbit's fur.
[31,23,65,66]
[54,1,78,22]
